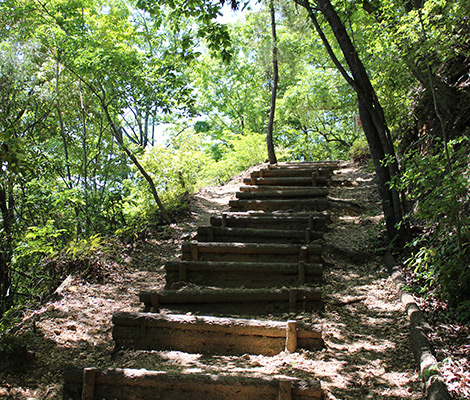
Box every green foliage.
[130,128,268,219]
[65,234,105,262]
[204,129,268,183]
[13,221,65,265]
[398,138,470,319]
[348,136,370,164]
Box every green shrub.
[203,129,267,183]
[399,137,470,320]
[348,137,371,164]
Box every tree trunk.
[297,0,408,245]
[100,100,171,224]
[0,185,14,317]
[266,0,278,165]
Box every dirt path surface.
[0,163,426,399]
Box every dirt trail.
[0,163,424,399]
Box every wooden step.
[229,198,329,212]
[236,187,329,199]
[139,287,323,315]
[63,367,323,400]
[251,167,334,179]
[196,226,323,244]
[112,312,323,356]
[181,242,323,263]
[238,185,328,193]
[267,161,340,168]
[165,260,323,288]
[210,213,330,231]
[243,176,327,186]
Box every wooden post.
[179,263,187,281]
[81,368,96,400]
[208,227,214,241]
[298,261,306,286]
[312,171,318,187]
[190,241,199,261]
[150,293,159,308]
[141,318,147,340]
[260,169,264,178]
[222,213,227,228]
[285,320,298,353]
[299,246,308,262]
[305,228,312,243]
[278,380,292,400]
[289,289,297,313]
[308,215,314,230]
[250,175,256,185]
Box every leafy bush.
[398,137,470,320]
[11,220,67,300]
[126,131,215,219]
[203,129,267,184]
[131,129,268,222]
[348,137,371,164]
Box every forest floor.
[0,162,468,399]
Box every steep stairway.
[63,161,340,400]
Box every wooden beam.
[64,368,323,400]
[165,261,323,288]
[182,242,322,257]
[243,176,328,186]
[236,188,328,199]
[140,287,322,307]
[112,312,323,356]
[229,198,330,212]
[197,226,323,244]
[209,213,330,231]
[250,167,335,178]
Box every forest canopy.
[0,0,469,327]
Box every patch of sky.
[217,1,261,24]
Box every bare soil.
[0,162,462,400]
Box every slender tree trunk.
[266,0,278,165]
[55,60,72,184]
[0,185,14,317]
[56,61,83,236]
[78,80,89,234]
[297,0,408,244]
[100,100,171,224]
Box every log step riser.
[236,188,329,199]
[243,177,328,186]
[196,226,323,244]
[112,312,323,356]
[250,169,334,179]
[63,368,323,400]
[210,214,330,231]
[229,199,330,213]
[139,288,323,315]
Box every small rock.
[241,354,250,360]
[54,329,61,335]
[47,305,55,312]
[67,324,77,331]
[251,361,261,367]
